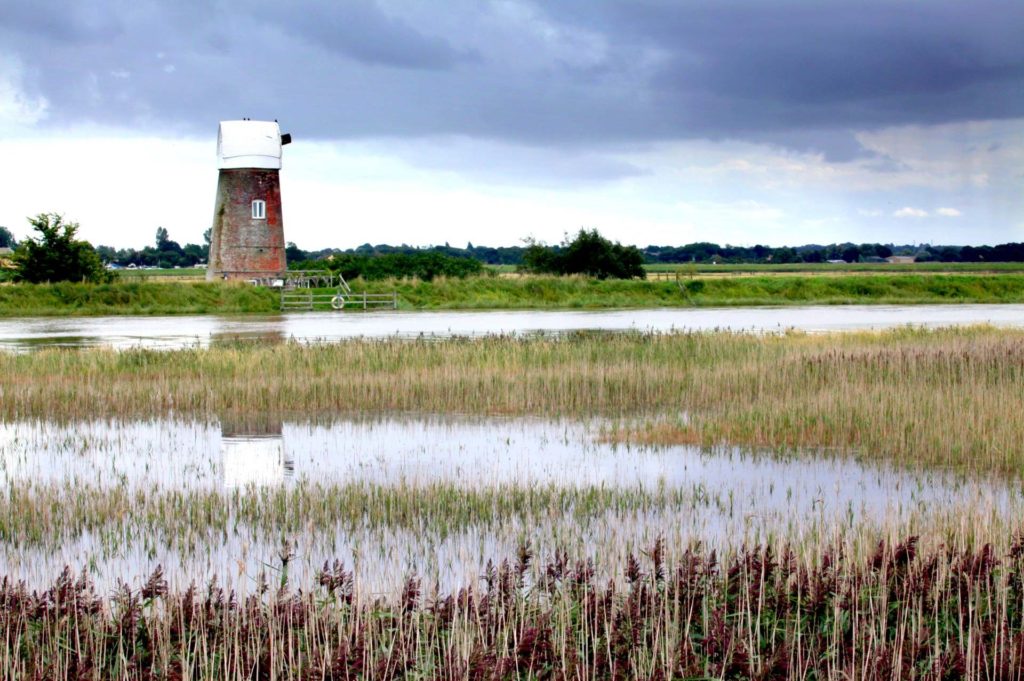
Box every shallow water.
[0,415,1015,595]
[1,304,1022,351]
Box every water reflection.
[0,414,1019,594]
[210,328,287,347]
[219,414,293,488]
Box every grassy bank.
[4,272,1024,315]
[2,326,1022,473]
[349,273,1024,308]
[0,280,278,315]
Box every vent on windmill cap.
[217,120,285,169]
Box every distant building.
[886,256,916,264]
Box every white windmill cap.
[217,120,286,170]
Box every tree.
[285,241,307,264]
[0,226,15,249]
[519,229,645,279]
[841,245,861,263]
[13,213,113,283]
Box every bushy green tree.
[519,229,646,279]
[13,213,113,283]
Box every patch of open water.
[0,415,1016,596]
[1,304,1022,351]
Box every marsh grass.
[4,327,1024,677]
[2,326,1023,472]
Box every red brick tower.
[207,120,292,281]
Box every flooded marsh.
[0,415,1019,596]
[3,326,1024,678]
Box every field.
[3,327,1024,678]
[643,261,1024,274]
[116,267,209,279]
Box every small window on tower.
[251,200,266,220]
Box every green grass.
[3,272,1024,316]
[0,281,278,316]
[115,266,207,279]
[351,273,1024,309]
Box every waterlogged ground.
[1,304,1024,350]
[0,415,1015,597]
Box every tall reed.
[3,536,1024,680]
[2,326,1022,472]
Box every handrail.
[279,290,398,311]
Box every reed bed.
[2,328,1024,677]
[2,326,1023,473]
[4,535,1024,680]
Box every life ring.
[330,294,346,310]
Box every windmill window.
[251,200,266,220]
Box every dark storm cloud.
[2,0,1022,159]
[250,2,477,70]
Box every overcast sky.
[1,0,1022,249]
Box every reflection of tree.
[219,413,293,487]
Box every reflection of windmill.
[210,327,286,347]
[219,414,294,488]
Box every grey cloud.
[250,1,477,70]
[2,0,1022,166]
[384,137,648,187]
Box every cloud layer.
[3,0,1022,154]
[1,1,1022,248]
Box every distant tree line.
[284,241,525,266]
[289,251,483,281]
[96,227,210,268]
[643,241,1024,264]
[8,209,1024,288]
[285,239,1024,267]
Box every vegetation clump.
[10,213,112,284]
[520,228,646,279]
[291,250,483,281]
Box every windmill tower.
[207,120,292,281]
